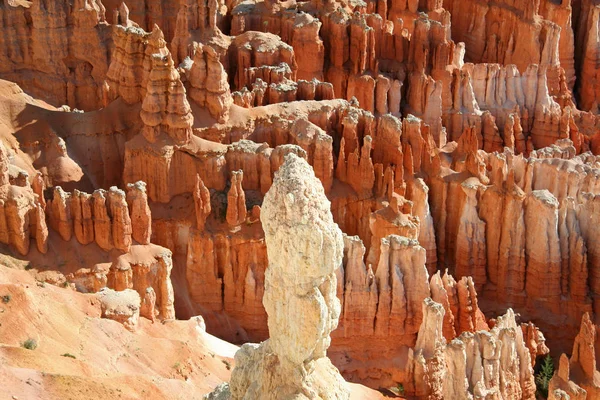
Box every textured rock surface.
[5,0,600,397]
[97,287,141,331]
[188,43,232,123]
[211,153,349,399]
[412,301,536,398]
[549,313,600,399]
[140,51,194,144]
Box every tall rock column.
[548,313,599,398]
[524,190,561,309]
[291,13,324,81]
[188,43,232,123]
[0,141,9,187]
[140,52,194,144]
[108,187,132,252]
[226,170,246,227]
[194,174,211,230]
[213,153,349,399]
[126,181,152,244]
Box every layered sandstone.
[140,52,194,144]
[0,0,111,109]
[188,42,232,123]
[548,313,600,399]
[4,0,600,397]
[46,185,156,252]
[412,301,537,398]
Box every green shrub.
[397,383,404,396]
[2,294,10,304]
[22,338,38,350]
[535,354,554,398]
[389,383,404,396]
[61,353,76,359]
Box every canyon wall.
[3,0,600,397]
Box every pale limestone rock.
[97,287,140,332]
[412,300,536,398]
[209,153,349,400]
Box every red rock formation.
[0,0,110,110]
[71,190,94,245]
[188,42,232,123]
[48,187,73,242]
[549,354,587,400]
[126,181,152,244]
[194,174,211,230]
[292,13,324,81]
[226,170,246,227]
[5,0,600,396]
[411,300,536,398]
[140,52,193,144]
[230,32,297,91]
[109,244,175,320]
[105,25,169,105]
[447,0,560,70]
[103,188,130,252]
[575,0,600,112]
[289,119,333,193]
[549,313,600,399]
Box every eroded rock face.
[188,43,232,123]
[548,313,600,399]
[97,287,141,331]
[126,181,152,245]
[0,0,111,109]
[412,300,536,399]
[6,0,600,396]
[0,142,47,256]
[140,52,194,145]
[211,153,349,399]
[105,25,169,105]
[108,244,176,320]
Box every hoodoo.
[207,153,349,399]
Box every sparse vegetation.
[2,294,11,304]
[24,263,33,271]
[222,359,231,370]
[22,338,38,350]
[535,354,554,399]
[61,353,76,359]
[389,383,404,396]
[62,281,70,288]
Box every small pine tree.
[535,354,554,398]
